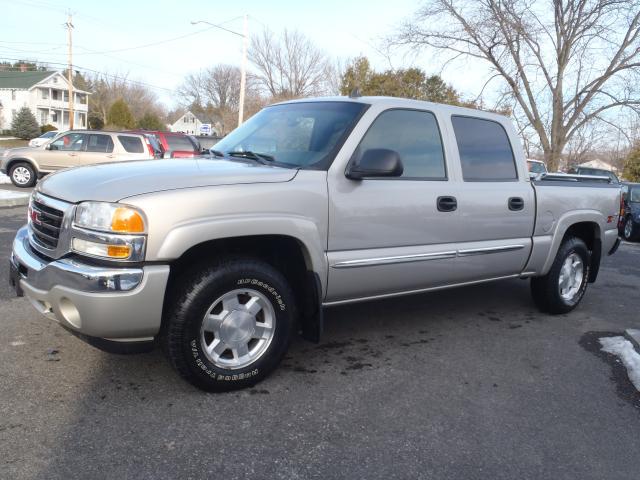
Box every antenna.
[349,87,361,98]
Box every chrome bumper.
[10,225,170,340]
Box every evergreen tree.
[107,98,135,129]
[137,112,165,131]
[11,107,40,139]
[623,145,640,182]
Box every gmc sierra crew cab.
[9,96,622,391]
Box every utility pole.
[65,13,74,130]
[238,14,248,126]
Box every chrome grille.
[30,199,64,249]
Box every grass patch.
[0,139,29,148]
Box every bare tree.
[393,0,640,170]
[249,28,334,100]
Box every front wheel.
[531,237,590,314]
[162,258,297,392]
[9,162,36,188]
[623,216,639,241]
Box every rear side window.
[354,109,446,179]
[86,134,114,153]
[118,135,144,153]
[166,135,196,151]
[451,116,517,181]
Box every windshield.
[527,161,547,174]
[214,101,367,169]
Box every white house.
[169,111,207,135]
[0,70,90,132]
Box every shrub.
[107,99,135,129]
[40,123,57,134]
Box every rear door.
[449,115,534,280]
[80,133,116,165]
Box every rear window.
[166,135,196,151]
[118,135,144,153]
[451,116,517,181]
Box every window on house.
[52,90,59,101]
[51,111,58,122]
[40,111,48,124]
[41,89,49,100]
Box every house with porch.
[0,70,90,132]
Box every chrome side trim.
[331,244,526,269]
[457,244,525,257]
[331,251,457,269]
[323,274,521,306]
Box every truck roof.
[276,95,510,122]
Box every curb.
[624,329,640,353]
[0,192,29,208]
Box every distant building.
[578,159,618,173]
[0,70,90,131]
[169,111,202,135]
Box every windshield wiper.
[226,150,276,164]
[209,149,225,157]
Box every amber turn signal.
[111,208,145,233]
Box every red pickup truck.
[129,130,201,158]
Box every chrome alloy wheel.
[12,166,31,185]
[200,288,276,370]
[624,218,633,239]
[558,252,584,301]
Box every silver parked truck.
[9,97,622,391]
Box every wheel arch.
[6,157,39,173]
[163,234,324,342]
[541,214,603,282]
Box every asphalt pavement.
[1,204,639,480]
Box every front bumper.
[10,225,170,341]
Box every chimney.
[19,64,27,72]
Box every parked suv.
[129,130,201,158]
[28,130,60,148]
[620,182,640,241]
[0,130,155,187]
[567,166,620,183]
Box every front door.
[326,108,464,303]
[43,132,87,170]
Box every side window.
[451,116,517,181]
[117,136,144,153]
[50,133,86,151]
[86,134,114,153]
[354,109,446,179]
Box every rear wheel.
[9,162,36,188]
[623,216,638,241]
[531,237,590,314]
[162,257,297,392]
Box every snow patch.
[600,336,640,391]
[0,190,29,200]
[0,174,11,184]
[10,341,26,346]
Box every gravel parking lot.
[1,203,639,480]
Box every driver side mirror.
[45,144,53,150]
[346,148,403,180]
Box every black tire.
[623,216,639,241]
[162,257,297,392]
[8,161,37,188]
[531,237,591,314]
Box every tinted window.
[86,134,114,153]
[118,135,144,153]
[630,186,640,203]
[214,102,367,169]
[354,109,446,179]
[452,116,517,181]
[527,161,547,174]
[50,133,85,151]
[166,135,196,151]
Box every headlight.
[72,202,146,261]
[74,202,146,233]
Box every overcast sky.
[1,0,493,108]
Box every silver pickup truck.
[9,97,622,391]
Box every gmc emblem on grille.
[29,206,42,226]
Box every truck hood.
[37,158,298,203]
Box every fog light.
[72,238,132,259]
